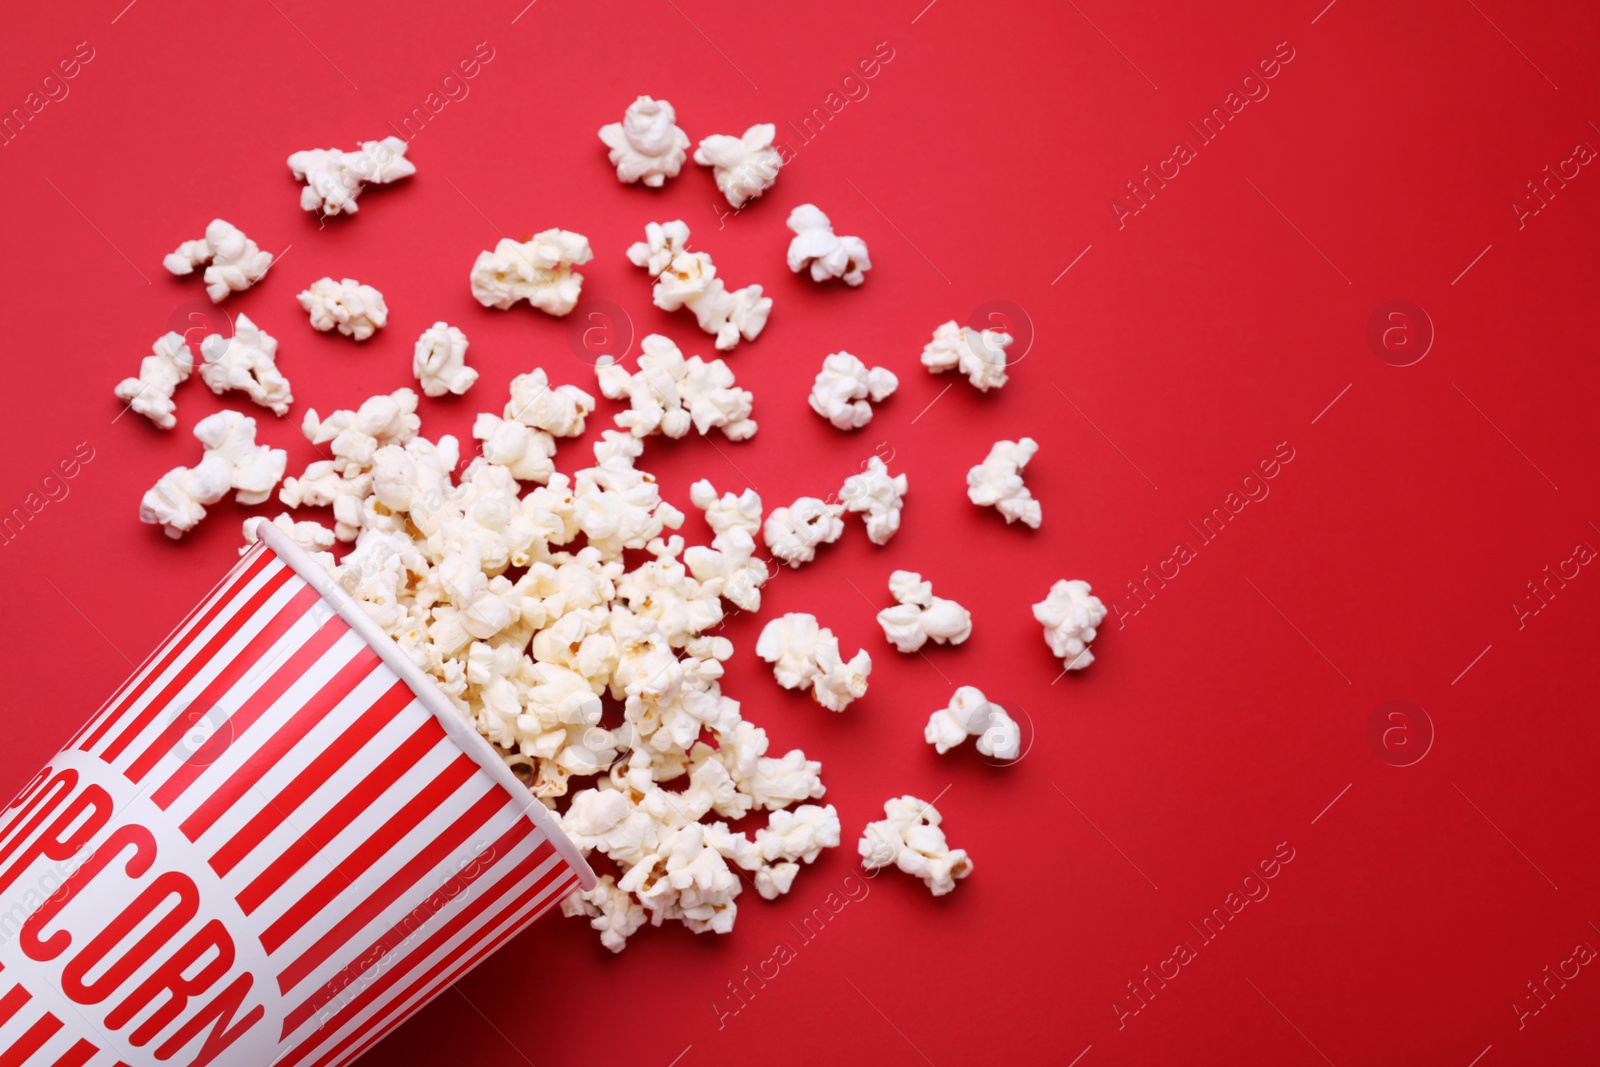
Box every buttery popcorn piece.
[786,204,870,286]
[1033,579,1107,671]
[858,795,973,896]
[809,352,897,430]
[694,124,782,209]
[412,322,478,398]
[684,479,767,612]
[287,136,415,216]
[301,388,420,476]
[840,455,907,545]
[595,334,756,441]
[298,277,388,341]
[626,220,770,350]
[756,613,871,711]
[925,685,1020,760]
[921,319,1012,392]
[967,437,1041,528]
[115,332,192,430]
[241,512,336,556]
[470,230,593,317]
[162,218,274,302]
[140,411,287,538]
[877,569,972,653]
[504,368,595,437]
[198,314,293,417]
[763,496,843,567]
[599,95,690,187]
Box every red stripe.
[78,550,275,753]
[0,1013,62,1067]
[98,566,295,763]
[49,1040,98,1067]
[152,618,350,811]
[209,681,416,878]
[0,770,63,864]
[179,649,382,843]
[271,769,501,987]
[281,816,537,1037]
[0,983,29,1026]
[124,585,322,784]
[3,768,48,812]
[278,844,560,1067]
[241,721,445,916]
[0,773,75,876]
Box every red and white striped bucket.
[0,521,595,1066]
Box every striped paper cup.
[0,520,595,1066]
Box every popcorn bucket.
[0,521,594,1066]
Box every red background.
[4,0,1600,1063]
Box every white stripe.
[0,990,50,1055]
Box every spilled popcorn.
[859,795,972,896]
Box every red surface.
[4,0,1599,1064]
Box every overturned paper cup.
[0,520,594,1066]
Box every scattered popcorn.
[470,230,593,317]
[684,479,768,612]
[598,95,690,187]
[140,411,286,538]
[694,124,782,209]
[1032,579,1107,671]
[595,334,756,440]
[162,218,273,302]
[924,685,1020,760]
[967,437,1041,528]
[287,136,415,216]
[301,388,420,476]
[756,613,871,712]
[198,314,293,417]
[241,513,336,569]
[763,496,843,567]
[298,277,388,341]
[877,570,972,653]
[626,221,770,350]
[412,322,478,398]
[858,795,973,896]
[840,455,907,545]
[786,204,870,286]
[114,331,192,430]
[921,320,1012,392]
[809,352,897,430]
[562,874,649,952]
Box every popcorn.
[859,796,973,895]
[921,319,1012,392]
[140,411,286,538]
[877,570,972,653]
[967,437,1041,528]
[763,496,843,567]
[756,803,841,864]
[298,277,388,341]
[412,322,477,397]
[472,414,555,484]
[809,352,897,430]
[595,334,756,441]
[1032,579,1106,671]
[562,874,649,952]
[839,455,907,545]
[301,388,420,476]
[924,685,1019,760]
[694,124,782,209]
[470,230,593,317]
[786,205,870,286]
[626,221,770,350]
[598,96,690,187]
[684,479,767,612]
[114,332,192,430]
[756,613,871,711]
[162,218,273,302]
[287,136,415,216]
[241,512,336,556]
[198,314,293,416]
[504,368,595,437]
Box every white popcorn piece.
[162,219,274,302]
[599,95,690,188]
[140,411,287,538]
[921,319,1012,392]
[840,455,907,546]
[504,368,595,437]
[298,277,388,341]
[858,795,973,896]
[241,512,335,556]
[115,332,192,430]
[595,334,756,441]
[470,230,593,317]
[967,437,1041,528]
[755,804,841,864]
[877,570,972,653]
[925,685,1020,760]
[684,480,767,612]
[626,221,770,350]
[287,136,415,217]
[786,204,870,286]
[756,613,870,712]
[472,413,555,484]
[1033,579,1107,671]
[763,496,843,567]
[412,322,478,398]
[694,124,782,209]
[562,874,649,953]
[198,314,293,417]
[809,352,897,431]
[301,388,421,476]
